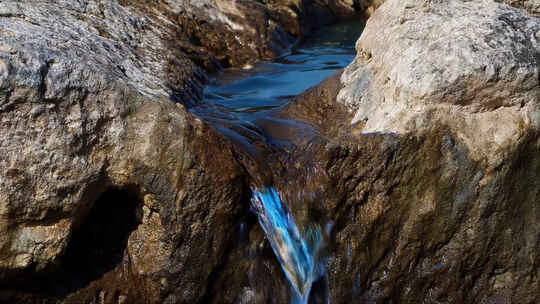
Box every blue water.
[190,19,365,132]
[251,187,324,303]
[190,19,366,303]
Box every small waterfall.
[251,187,325,304]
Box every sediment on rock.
[277,128,539,303]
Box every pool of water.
[189,19,365,145]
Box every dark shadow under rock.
[0,188,143,303]
[57,188,142,297]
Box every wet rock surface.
[1,0,539,303]
[161,0,369,72]
[277,0,540,302]
[0,0,374,302]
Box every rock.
[338,0,540,169]
[284,71,354,137]
[0,0,370,302]
[499,0,540,16]
[4,0,539,302]
[173,0,369,70]
[356,0,387,17]
[0,1,251,303]
[281,0,540,302]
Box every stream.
[189,19,365,303]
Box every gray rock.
[0,0,160,273]
[338,0,540,168]
[0,0,371,302]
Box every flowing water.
[190,19,364,150]
[189,19,365,303]
[251,187,325,303]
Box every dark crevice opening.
[308,274,330,304]
[57,188,142,297]
[1,188,142,301]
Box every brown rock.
[0,1,251,303]
[278,0,540,302]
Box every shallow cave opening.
[10,188,143,300]
[56,188,142,296]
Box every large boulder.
[0,0,372,302]
[0,1,266,303]
[283,0,540,302]
[338,0,540,168]
[3,0,538,303]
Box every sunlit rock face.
[164,0,369,70]
[338,0,540,168]
[283,0,540,303]
[0,1,254,303]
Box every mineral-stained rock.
[157,0,370,71]
[280,0,540,302]
[283,71,354,138]
[3,0,539,302]
[499,0,540,16]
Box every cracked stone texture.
[0,0,309,303]
[1,0,538,303]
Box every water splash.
[251,187,325,303]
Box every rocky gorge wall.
[0,0,539,303]
[0,2,251,303]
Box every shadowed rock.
[278,0,540,303]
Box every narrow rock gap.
[55,187,142,298]
[4,187,143,301]
[308,274,330,304]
